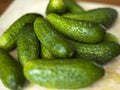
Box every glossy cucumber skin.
[17,24,40,66]
[0,13,42,51]
[46,0,67,15]
[41,44,55,59]
[24,59,104,89]
[63,8,118,28]
[34,17,74,58]
[63,0,84,13]
[0,48,25,90]
[46,13,105,43]
[71,41,120,64]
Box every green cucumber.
[17,24,40,66]
[0,13,42,51]
[34,17,74,58]
[71,41,120,64]
[24,59,104,89]
[46,0,67,15]
[46,13,105,43]
[0,48,25,90]
[63,8,118,28]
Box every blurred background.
[0,0,120,15]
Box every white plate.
[0,0,120,90]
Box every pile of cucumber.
[0,0,120,89]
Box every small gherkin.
[24,59,105,89]
[46,13,105,43]
[0,13,42,51]
[63,8,118,28]
[71,40,120,64]
[17,24,40,66]
[46,0,67,15]
[34,17,74,58]
[0,48,25,90]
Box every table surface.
[0,0,120,15]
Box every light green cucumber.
[24,59,104,89]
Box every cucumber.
[34,17,74,58]
[71,40,120,64]
[0,48,25,90]
[0,13,42,51]
[24,59,104,89]
[46,0,67,15]
[63,8,118,28]
[17,24,40,66]
[46,13,105,43]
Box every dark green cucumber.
[0,13,42,51]
[0,48,25,90]
[34,17,74,58]
[63,0,84,13]
[63,8,118,28]
[24,59,104,89]
[46,13,105,43]
[46,0,67,15]
[104,33,118,43]
[17,24,40,66]
[41,44,55,59]
[71,41,120,64]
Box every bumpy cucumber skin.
[71,41,120,64]
[63,0,84,13]
[46,0,67,15]
[63,8,118,28]
[46,14,105,43]
[24,59,104,89]
[17,24,40,66]
[34,17,74,58]
[0,48,25,90]
[0,13,42,51]
[41,44,55,59]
